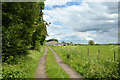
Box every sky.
[43,0,119,44]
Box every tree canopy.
[88,40,94,45]
[46,39,58,42]
[2,2,47,61]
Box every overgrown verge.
[46,48,69,78]
[2,46,45,78]
[51,45,120,79]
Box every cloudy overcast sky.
[43,0,118,44]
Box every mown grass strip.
[46,48,70,78]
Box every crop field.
[51,45,119,79]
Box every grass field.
[2,46,45,78]
[51,45,119,79]
[46,48,70,78]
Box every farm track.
[35,47,48,78]
[35,47,85,79]
[49,47,84,79]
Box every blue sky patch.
[44,6,52,10]
[66,2,81,6]
[53,21,62,25]
[45,1,82,10]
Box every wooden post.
[88,48,89,57]
[98,49,100,61]
[114,51,115,61]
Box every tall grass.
[46,48,69,78]
[2,46,45,78]
[51,45,119,79]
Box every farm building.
[45,41,65,46]
[45,41,58,46]
[58,43,64,46]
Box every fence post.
[98,49,100,61]
[88,48,89,57]
[114,51,115,61]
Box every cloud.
[44,0,73,8]
[84,0,119,2]
[43,0,118,44]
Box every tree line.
[2,2,48,61]
[46,39,119,46]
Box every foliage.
[46,48,69,78]
[2,46,45,78]
[66,43,70,46]
[51,45,119,79]
[62,41,66,44]
[31,23,47,50]
[70,42,73,46]
[89,40,94,45]
[2,2,47,60]
[46,38,58,42]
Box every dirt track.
[35,47,84,79]
[48,47,84,78]
[35,47,48,78]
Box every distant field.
[51,45,119,79]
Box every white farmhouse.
[45,41,58,46]
[45,41,66,46]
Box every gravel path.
[49,47,84,79]
[35,47,48,78]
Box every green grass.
[27,46,45,78]
[51,45,119,79]
[2,46,45,78]
[46,48,70,78]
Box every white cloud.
[106,20,116,23]
[86,37,93,41]
[104,12,118,18]
[44,1,118,44]
[84,0,119,2]
[44,0,73,8]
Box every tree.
[62,41,66,46]
[66,43,70,46]
[74,44,78,46]
[88,40,94,45]
[46,39,58,42]
[2,2,47,61]
[62,41,66,44]
[70,42,73,46]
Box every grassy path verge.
[2,46,45,78]
[46,47,69,78]
[28,46,45,78]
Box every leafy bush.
[2,47,45,78]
